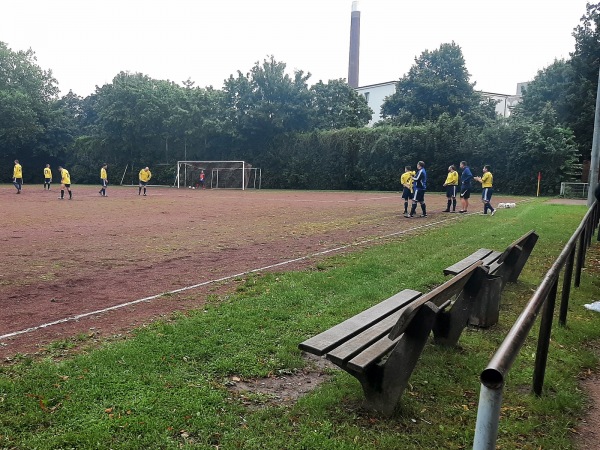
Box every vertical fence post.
[473,383,504,450]
[586,213,593,248]
[533,279,558,396]
[575,231,586,287]
[559,247,575,327]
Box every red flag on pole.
[537,172,541,197]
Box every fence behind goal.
[560,182,589,199]
[176,161,261,190]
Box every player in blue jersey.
[406,161,427,218]
[459,161,473,213]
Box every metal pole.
[559,247,575,326]
[473,383,504,450]
[532,279,558,396]
[588,65,600,206]
[575,232,585,287]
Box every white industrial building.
[355,81,525,126]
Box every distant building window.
[364,92,370,102]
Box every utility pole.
[588,65,600,206]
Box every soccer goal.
[560,182,589,199]
[175,161,262,190]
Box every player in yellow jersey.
[57,166,72,200]
[43,164,52,190]
[474,165,495,215]
[138,167,152,196]
[13,160,23,194]
[99,164,108,197]
[400,166,415,215]
[442,165,459,212]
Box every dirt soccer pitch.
[0,184,521,359]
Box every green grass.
[1,201,599,449]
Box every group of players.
[10,160,154,199]
[400,160,495,218]
[10,158,494,211]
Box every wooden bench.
[442,230,539,327]
[443,230,538,281]
[299,263,483,416]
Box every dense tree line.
[0,2,597,191]
[263,115,578,195]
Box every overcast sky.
[1,0,592,97]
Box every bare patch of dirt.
[225,354,337,408]
[575,371,600,450]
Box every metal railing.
[473,201,600,450]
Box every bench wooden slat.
[481,250,502,266]
[389,261,482,339]
[326,307,408,366]
[346,334,401,373]
[298,289,421,356]
[443,249,493,275]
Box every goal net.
[560,182,589,199]
[175,161,261,190]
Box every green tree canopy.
[381,42,496,126]
[310,79,372,129]
[0,42,64,173]
[514,3,600,161]
[222,56,313,151]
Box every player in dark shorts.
[406,161,427,218]
[400,166,414,215]
[459,161,473,213]
[57,166,72,200]
[138,167,152,196]
[443,165,458,212]
[43,164,52,190]
[100,164,108,197]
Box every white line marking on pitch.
[0,204,529,342]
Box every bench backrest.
[491,230,538,282]
[389,261,483,339]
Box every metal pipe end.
[481,368,504,389]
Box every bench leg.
[433,292,472,346]
[353,303,439,416]
[467,274,503,328]
[433,267,488,345]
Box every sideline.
[0,214,465,342]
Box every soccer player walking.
[443,165,459,212]
[406,161,427,218]
[138,167,152,196]
[13,160,23,194]
[459,161,473,213]
[99,164,108,197]
[43,164,52,190]
[57,166,72,200]
[474,165,496,215]
[400,166,415,215]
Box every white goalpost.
[560,182,589,199]
[175,161,262,190]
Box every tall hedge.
[259,116,580,195]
